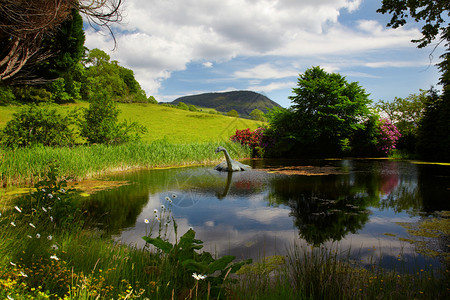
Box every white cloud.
[84,0,425,97]
[234,63,298,80]
[249,81,297,93]
[202,62,213,68]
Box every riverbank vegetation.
[0,140,250,187]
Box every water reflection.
[82,159,449,268]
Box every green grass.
[0,102,264,144]
[0,140,251,186]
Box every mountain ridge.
[169,90,281,117]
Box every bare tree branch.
[0,0,122,84]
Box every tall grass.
[231,243,449,299]
[0,140,251,186]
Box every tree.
[378,1,450,161]
[376,90,428,152]
[81,48,147,102]
[0,0,122,84]
[79,91,147,144]
[249,108,266,121]
[287,66,373,156]
[227,109,239,117]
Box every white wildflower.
[192,273,207,280]
[27,235,32,239]
[51,244,58,250]
[172,194,177,198]
[47,235,53,241]
[7,295,14,300]
[10,262,16,266]
[165,197,170,201]
[41,189,46,192]
[50,255,59,261]
[42,207,47,212]
[14,206,22,213]
[153,209,158,214]
[10,222,16,227]
[36,233,41,239]
[48,193,53,199]
[60,188,66,193]
[20,271,28,277]
[160,205,165,210]
[144,219,149,224]
[29,223,36,228]
[50,216,54,222]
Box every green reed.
[0,140,250,186]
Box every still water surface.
[83,159,449,271]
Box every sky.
[84,0,445,108]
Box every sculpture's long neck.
[222,149,233,169]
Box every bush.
[79,92,147,144]
[177,102,189,110]
[1,105,75,147]
[227,109,239,117]
[376,118,401,155]
[230,127,270,157]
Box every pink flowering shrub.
[230,127,269,157]
[377,119,401,155]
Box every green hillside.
[0,102,264,144]
[170,90,281,117]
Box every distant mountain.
[170,90,281,117]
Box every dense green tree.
[417,88,450,161]
[81,48,148,103]
[285,66,373,156]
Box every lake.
[82,159,449,272]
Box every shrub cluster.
[377,118,402,155]
[230,127,271,157]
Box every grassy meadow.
[0,102,264,144]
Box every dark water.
[82,159,450,271]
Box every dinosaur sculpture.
[214,146,251,172]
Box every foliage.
[142,205,251,298]
[79,91,147,144]
[417,88,450,161]
[81,48,150,104]
[377,0,449,49]
[1,105,75,148]
[188,104,198,112]
[266,66,373,157]
[378,0,450,162]
[249,108,266,121]
[0,84,15,105]
[177,101,189,110]
[376,90,428,153]
[18,161,79,227]
[376,118,402,155]
[227,109,239,117]
[230,127,269,157]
